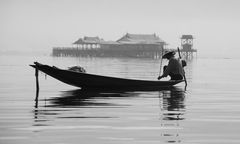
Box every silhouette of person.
[158,51,185,80]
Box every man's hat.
[162,51,176,59]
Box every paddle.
[158,47,164,78]
[177,47,187,87]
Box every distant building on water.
[179,35,197,59]
[52,33,167,58]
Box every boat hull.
[30,62,183,90]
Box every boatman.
[158,51,185,80]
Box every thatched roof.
[73,38,84,44]
[73,36,104,44]
[73,33,166,45]
[181,35,193,39]
[117,33,165,44]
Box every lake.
[0,54,240,144]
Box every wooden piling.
[35,68,39,105]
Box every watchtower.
[180,35,197,59]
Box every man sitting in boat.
[157,51,185,80]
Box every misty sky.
[1,0,240,57]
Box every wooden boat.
[30,62,183,90]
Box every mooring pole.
[35,68,39,103]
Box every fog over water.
[1,55,240,144]
[1,0,240,58]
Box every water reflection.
[161,88,186,121]
[33,89,140,121]
[159,88,186,143]
[34,87,186,120]
[33,87,186,143]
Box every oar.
[158,47,164,79]
[177,47,187,86]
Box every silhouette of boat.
[30,62,183,90]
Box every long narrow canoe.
[30,62,183,90]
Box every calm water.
[0,55,240,144]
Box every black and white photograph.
[1,0,240,143]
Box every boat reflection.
[33,87,186,143]
[34,87,185,119]
[47,89,137,108]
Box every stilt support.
[35,68,39,108]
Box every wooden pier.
[52,46,164,59]
[52,34,166,59]
[52,34,197,59]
